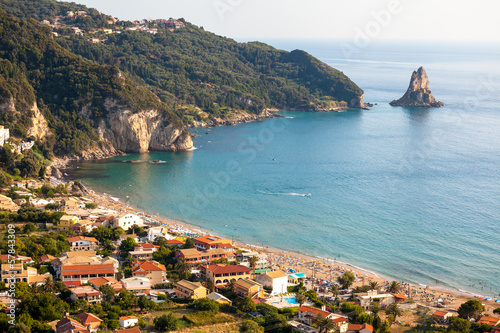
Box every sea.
[66,39,500,297]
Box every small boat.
[305,193,312,197]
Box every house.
[129,243,160,260]
[167,239,185,247]
[295,306,349,333]
[356,290,396,310]
[62,197,81,211]
[60,264,115,283]
[174,247,233,265]
[173,279,208,299]
[120,276,150,291]
[347,323,374,333]
[206,292,232,305]
[477,316,500,326]
[201,264,251,289]
[233,279,264,299]
[431,310,453,323]
[75,313,102,332]
[137,289,165,301]
[70,286,103,304]
[0,194,19,211]
[67,236,99,251]
[119,316,139,328]
[55,317,88,333]
[73,220,94,235]
[0,263,50,286]
[147,226,174,242]
[115,213,144,230]
[255,270,288,295]
[131,260,167,286]
[89,277,123,291]
[239,252,269,271]
[37,254,56,264]
[57,215,79,232]
[194,235,232,251]
[392,294,408,303]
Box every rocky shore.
[390,66,444,107]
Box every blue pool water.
[284,297,300,305]
[67,40,500,296]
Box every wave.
[258,190,311,197]
[187,146,198,151]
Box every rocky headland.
[390,66,444,107]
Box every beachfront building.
[119,316,139,328]
[288,272,306,285]
[147,226,174,242]
[431,310,453,323]
[120,276,150,292]
[70,286,103,304]
[74,313,102,332]
[255,270,288,295]
[174,247,233,265]
[131,260,167,286]
[356,290,396,310]
[115,213,144,230]
[238,251,269,271]
[194,235,233,251]
[173,279,208,299]
[56,215,79,232]
[67,236,99,251]
[233,279,264,299]
[295,306,349,333]
[201,264,251,289]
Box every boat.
[305,193,312,197]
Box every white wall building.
[119,316,139,328]
[120,276,150,291]
[147,226,174,242]
[0,126,9,146]
[115,213,144,230]
[256,270,289,295]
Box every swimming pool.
[284,297,299,305]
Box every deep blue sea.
[67,40,500,296]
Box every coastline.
[57,173,500,315]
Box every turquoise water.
[284,297,299,305]
[67,41,500,296]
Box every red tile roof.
[116,328,141,333]
[132,260,166,273]
[298,306,331,318]
[61,264,115,276]
[477,316,500,326]
[167,239,185,245]
[348,323,373,332]
[432,310,450,317]
[56,317,89,333]
[67,236,98,243]
[63,281,82,288]
[204,264,250,275]
[75,312,102,325]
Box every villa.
[201,264,251,289]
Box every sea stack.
[390,66,444,107]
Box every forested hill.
[0,0,364,125]
[0,9,185,158]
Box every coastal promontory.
[390,66,444,107]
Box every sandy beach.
[68,177,499,317]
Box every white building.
[119,316,139,328]
[120,276,150,291]
[147,226,174,242]
[115,213,144,230]
[0,126,9,146]
[256,270,288,295]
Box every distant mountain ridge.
[0,0,364,158]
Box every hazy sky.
[63,0,500,41]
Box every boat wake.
[258,190,311,197]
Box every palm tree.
[249,256,258,276]
[330,285,339,298]
[295,291,307,307]
[174,258,191,280]
[43,276,54,293]
[369,281,378,290]
[386,303,402,322]
[316,315,338,333]
[387,281,400,293]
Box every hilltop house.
[67,236,99,251]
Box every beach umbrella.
[495,299,500,302]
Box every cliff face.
[390,67,444,107]
[94,98,192,154]
[0,98,52,140]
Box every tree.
[70,299,88,314]
[387,281,400,293]
[7,323,30,333]
[174,258,191,280]
[458,299,485,320]
[19,153,41,178]
[192,298,220,313]
[154,313,178,332]
[337,271,355,289]
[107,319,120,330]
[99,284,115,303]
[449,316,471,332]
[370,301,380,317]
[330,284,339,297]
[494,308,500,314]
[385,304,402,322]
[183,238,194,249]
[239,319,263,333]
[316,315,337,333]
[295,291,307,307]
[238,296,257,313]
[249,256,258,275]
[119,237,137,257]
[0,172,11,187]
[22,222,37,234]
[369,281,378,290]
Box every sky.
[61,0,500,42]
